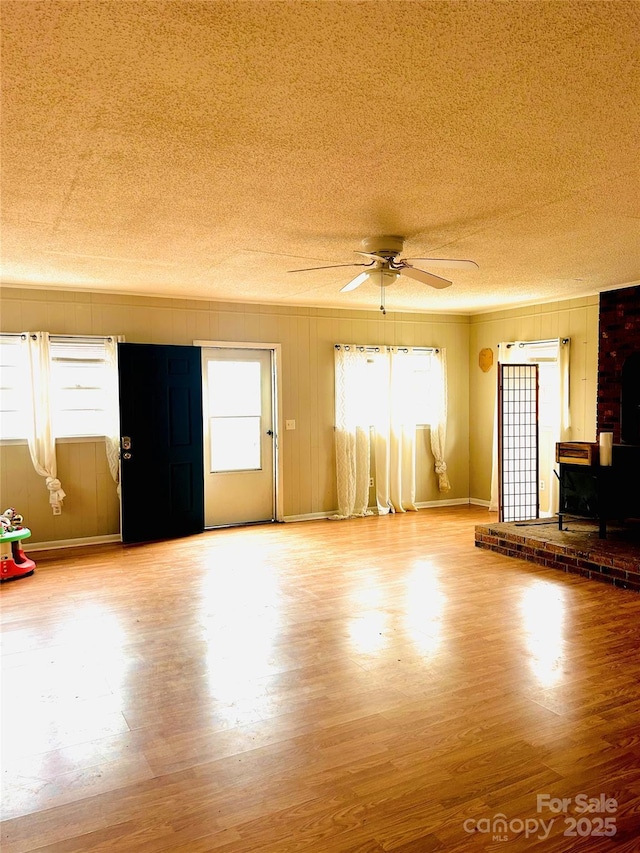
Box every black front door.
[118,343,204,544]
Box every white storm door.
[202,348,275,527]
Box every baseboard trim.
[284,512,334,523]
[415,498,471,509]
[28,501,489,543]
[285,500,474,522]
[27,533,121,552]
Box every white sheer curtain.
[17,332,123,513]
[104,336,122,497]
[374,348,417,514]
[24,332,66,512]
[334,345,448,518]
[549,338,571,514]
[429,348,451,492]
[559,338,571,440]
[333,345,374,518]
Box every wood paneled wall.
[0,287,604,546]
[0,288,471,546]
[468,296,600,504]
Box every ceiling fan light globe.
[380,270,400,286]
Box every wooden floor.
[2,506,640,853]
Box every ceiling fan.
[288,235,478,312]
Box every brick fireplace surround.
[598,284,640,443]
[475,284,640,586]
[475,520,640,589]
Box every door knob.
[266,430,274,436]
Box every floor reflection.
[520,581,566,687]
[404,560,445,656]
[2,603,128,768]
[344,560,446,659]
[198,543,282,721]
[347,575,388,654]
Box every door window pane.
[207,359,263,472]
[210,416,261,472]
[208,361,261,417]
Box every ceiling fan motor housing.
[361,235,404,258]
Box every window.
[359,348,439,428]
[404,352,438,426]
[0,335,29,440]
[518,341,560,433]
[333,343,450,517]
[0,334,117,440]
[49,337,115,438]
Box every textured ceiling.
[1,0,639,314]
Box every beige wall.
[0,287,471,546]
[468,296,600,504]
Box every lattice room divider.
[498,363,539,522]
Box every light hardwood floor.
[2,506,640,852]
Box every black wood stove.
[558,444,640,538]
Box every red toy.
[1,508,36,580]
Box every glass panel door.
[202,348,275,527]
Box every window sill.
[1,436,107,446]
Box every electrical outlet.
[369,478,374,487]
[52,504,62,515]
[285,419,296,430]
[539,480,545,491]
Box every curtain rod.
[50,334,114,343]
[0,333,114,342]
[501,337,569,348]
[334,344,439,353]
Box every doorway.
[200,344,280,527]
[491,338,570,519]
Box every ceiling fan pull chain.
[380,281,386,315]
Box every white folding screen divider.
[498,363,539,522]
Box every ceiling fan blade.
[288,262,370,273]
[340,271,370,292]
[355,251,387,262]
[400,265,452,289]
[403,258,479,270]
